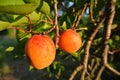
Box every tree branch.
[95,66,105,80]
[53,0,59,47]
[101,0,120,77]
[106,64,120,76]
[69,65,83,80]
[110,48,120,54]
[71,3,88,29]
[89,3,96,24]
[80,13,105,80]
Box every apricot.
[58,29,82,53]
[25,35,56,69]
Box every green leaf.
[0,13,14,22]
[37,1,50,15]
[29,65,34,71]
[0,0,40,15]
[10,12,41,26]
[33,22,52,33]
[15,28,31,58]
[0,0,25,5]
[5,46,14,52]
[61,21,67,30]
[0,12,41,31]
[117,0,120,8]
[23,0,40,3]
[46,61,64,79]
[0,21,10,31]
[16,29,31,42]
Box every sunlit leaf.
[29,65,34,71]
[16,29,31,42]
[5,46,14,52]
[37,1,50,15]
[0,0,40,15]
[0,21,10,31]
[10,12,41,26]
[61,21,67,30]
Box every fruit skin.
[25,35,56,69]
[58,29,82,53]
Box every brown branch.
[53,0,59,47]
[69,65,83,80]
[80,13,105,80]
[89,3,96,24]
[106,64,120,76]
[95,66,105,80]
[91,59,100,75]
[102,0,116,67]
[10,16,34,34]
[71,3,88,29]
[110,49,120,54]
[94,0,98,8]
[101,0,120,77]
[26,16,33,32]
[88,58,95,71]
[46,15,54,25]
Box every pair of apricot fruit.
[25,29,82,69]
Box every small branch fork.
[71,2,88,29]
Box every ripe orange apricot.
[58,29,82,53]
[25,35,56,69]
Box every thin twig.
[95,66,105,80]
[42,25,56,35]
[106,64,120,76]
[69,65,83,80]
[53,0,59,47]
[26,16,33,32]
[46,15,54,24]
[89,3,96,24]
[71,3,88,29]
[91,59,100,75]
[110,49,120,54]
[94,0,98,8]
